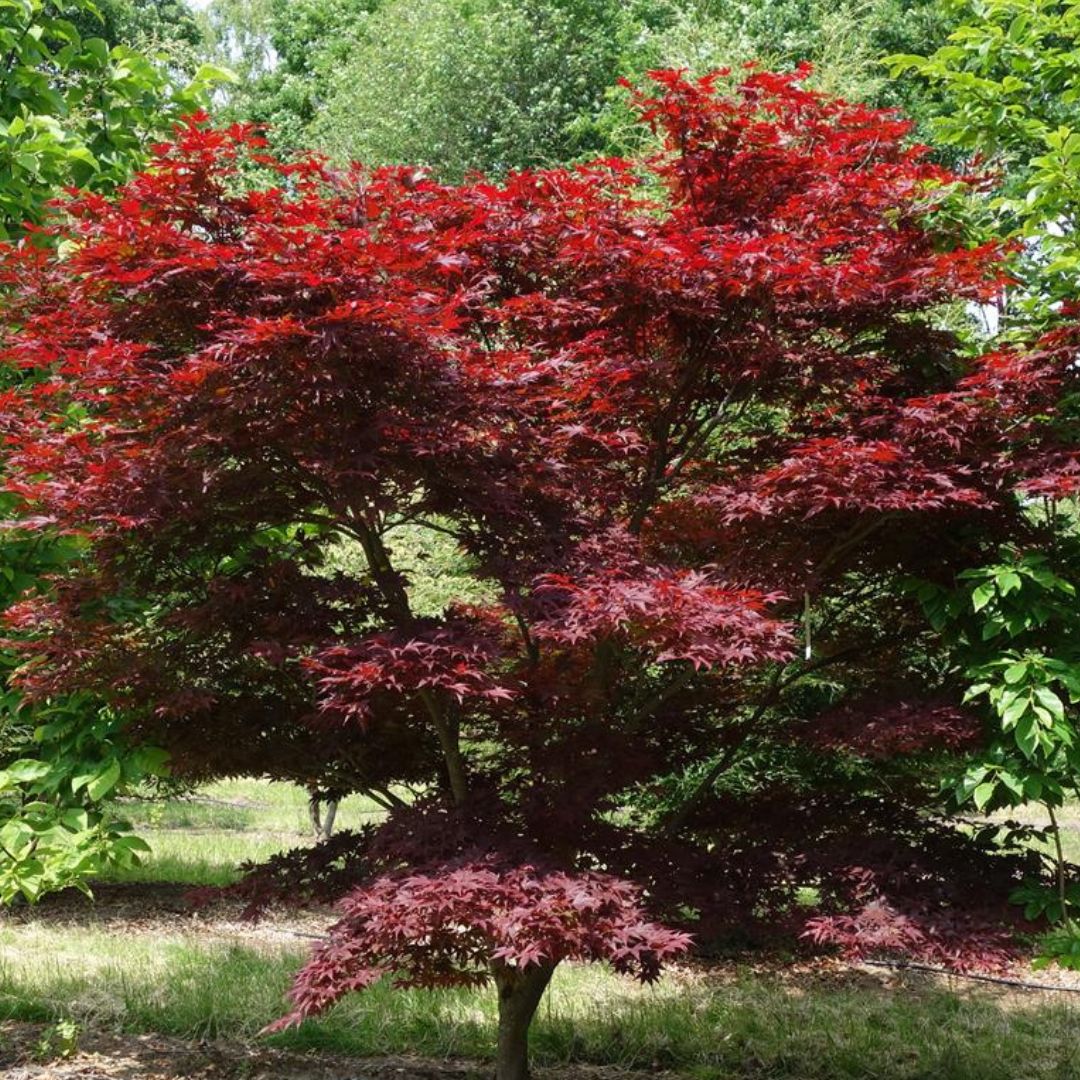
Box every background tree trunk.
[307,791,339,842]
[492,961,556,1080]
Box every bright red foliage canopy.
[3,67,1079,1053]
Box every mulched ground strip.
[0,1023,677,1080]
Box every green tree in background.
[199,0,379,151]
[911,552,1080,950]
[0,0,228,239]
[654,0,951,117]
[891,0,1080,323]
[590,0,957,163]
[312,0,674,176]
[70,0,203,53]
[891,1,1080,962]
[202,0,953,178]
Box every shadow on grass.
[1,882,227,928]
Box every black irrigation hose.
[860,958,1080,994]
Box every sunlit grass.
[5,780,1080,1077]
[2,927,1080,1078]
[118,779,386,834]
[104,779,388,886]
[988,801,1080,866]
[97,832,299,887]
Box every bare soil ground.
[0,1022,682,1080]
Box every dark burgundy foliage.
[802,863,1027,974]
[803,698,985,759]
[2,67,1077,1062]
[306,621,514,725]
[268,864,691,1031]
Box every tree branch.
[660,642,879,836]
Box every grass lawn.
[99,779,388,886]
[3,779,1080,1078]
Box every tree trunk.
[321,797,338,839]
[308,793,339,842]
[492,962,555,1080]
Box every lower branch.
[421,689,469,806]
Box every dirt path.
[0,1024,672,1080]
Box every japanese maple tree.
[3,67,1079,1077]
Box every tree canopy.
[8,0,1080,1073]
[892,0,1080,322]
[4,66,1079,1075]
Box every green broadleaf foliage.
[0,0,226,239]
[894,0,1080,320]
[85,758,121,801]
